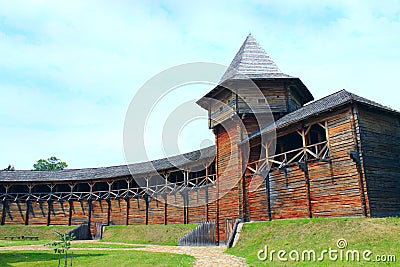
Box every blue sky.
[0,0,399,169]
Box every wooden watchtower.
[197,34,314,242]
[197,34,400,243]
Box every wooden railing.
[247,141,330,175]
[0,174,217,202]
[144,174,217,196]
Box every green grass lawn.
[71,242,144,249]
[227,217,400,266]
[0,240,145,248]
[0,240,50,247]
[0,250,195,267]
[101,224,198,245]
[0,224,198,266]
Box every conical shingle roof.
[197,34,314,109]
[220,34,293,82]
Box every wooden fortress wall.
[213,120,242,243]
[242,105,369,223]
[0,192,218,234]
[357,105,400,217]
[0,103,399,243]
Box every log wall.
[309,108,365,217]
[70,201,89,225]
[187,189,207,223]
[128,197,146,225]
[269,167,309,219]
[91,200,108,226]
[4,201,26,225]
[245,174,269,221]
[214,120,241,243]
[147,197,165,225]
[166,194,184,224]
[49,201,69,225]
[242,107,367,221]
[357,105,400,217]
[28,201,47,225]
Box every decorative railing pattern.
[247,121,331,175]
[247,141,330,175]
[0,174,217,202]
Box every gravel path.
[0,241,248,267]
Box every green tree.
[33,156,68,171]
[45,231,76,267]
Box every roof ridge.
[303,89,349,107]
[343,89,399,113]
[244,89,399,143]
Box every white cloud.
[0,0,399,169]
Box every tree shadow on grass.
[0,251,105,267]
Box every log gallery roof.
[0,146,216,183]
[245,89,400,142]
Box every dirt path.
[0,241,248,267]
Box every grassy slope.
[0,250,195,267]
[0,225,76,239]
[0,225,76,246]
[101,224,198,245]
[227,217,400,266]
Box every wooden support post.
[324,121,330,145]
[163,173,168,225]
[264,141,272,221]
[88,200,92,228]
[239,145,247,222]
[25,200,30,225]
[265,173,272,221]
[106,199,111,225]
[182,192,187,225]
[1,186,9,225]
[183,170,189,225]
[125,178,130,225]
[350,105,368,217]
[125,197,130,225]
[164,194,167,225]
[25,185,32,225]
[47,184,54,226]
[47,200,51,226]
[68,184,74,226]
[205,166,210,222]
[89,182,94,201]
[185,191,189,224]
[144,194,149,225]
[300,126,312,218]
[300,127,307,160]
[106,181,112,225]
[68,200,72,226]
[1,201,6,225]
[205,186,209,222]
[305,167,312,218]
